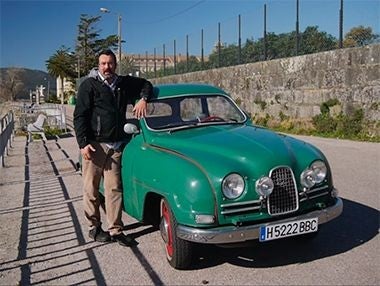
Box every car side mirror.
[124,123,140,135]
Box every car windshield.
[144,94,247,131]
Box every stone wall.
[152,44,380,122]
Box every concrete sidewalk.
[0,131,162,286]
[0,107,163,286]
[0,134,95,284]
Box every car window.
[207,96,244,122]
[180,98,202,121]
[147,102,172,117]
[145,94,246,130]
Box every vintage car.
[112,83,342,269]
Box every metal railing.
[19,104,67,132]
[0,111,14,168]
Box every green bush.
[312,113,337,133]
[254,113,271,126]
[320,98,340,114]
[44,126,65,137]
[312,107,365,139]
[279,111,289,121]
[250,95,378,141]
[336,109,364,137]
[254,99,267,111]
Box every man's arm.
[139,79,153,101]
[125,76,153,119]
[124,75,153,101]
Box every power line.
[126,0,206,25]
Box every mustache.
[101,71,114,78]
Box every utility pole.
[100,8,122,74]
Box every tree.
[220,44,240,67]
[175,56,202,74]
[46,46,77,102]
[76,14,102,74]
[207,43,239,68]
[241,38,256,63]
[76,14,119,75]
[242,38,263,63]
[46,46,77,79]
[240,34,281,62]
[344,26,378,47]
[206,27,338,68]
[299,26,337,54]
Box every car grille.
[267,167,299,215]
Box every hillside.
[0,67,56,101]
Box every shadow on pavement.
[188,198,379,269]
[1,139,107,285]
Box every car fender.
[122,140,218,226]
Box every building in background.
[128,53,206,74]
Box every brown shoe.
[89,227,111,242]
[111,233,138,247]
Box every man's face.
[98,54,116,79]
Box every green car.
[120,83,343,269]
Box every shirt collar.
[98,71,118,89]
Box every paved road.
[0,130,379,285]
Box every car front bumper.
[177,197,343,244]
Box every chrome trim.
[177,197,343,244]
[307,185,329,194]
[221,199,262,208]
[268,166,299,215]
[300,191,329,202]
[221,205,262,215]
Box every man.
[73,49,153,247]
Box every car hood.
[147,124,324,178]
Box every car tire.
[160,198,193,269]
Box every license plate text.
[259,217,318,242]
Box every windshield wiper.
[157,121,198,130]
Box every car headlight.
[255,176,274,197]
[222,173,245,199]
[300,169,316,188]
[301,160,327,188]
[310,160,327,183]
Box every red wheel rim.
[162,201,174,257]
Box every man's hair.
[98,49,117,64]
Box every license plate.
[259,217,318,242]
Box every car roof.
[152,83,229,99]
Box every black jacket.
[73,73,153,149]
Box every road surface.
[0,130,379,285]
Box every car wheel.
[160,198,193,269]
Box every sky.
[1,0,379,72]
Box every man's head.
[98,49,117,79]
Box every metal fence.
[0,111,14,168]
[0,104,69,167]
[129,0,378,78]
[18,103,67,132]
